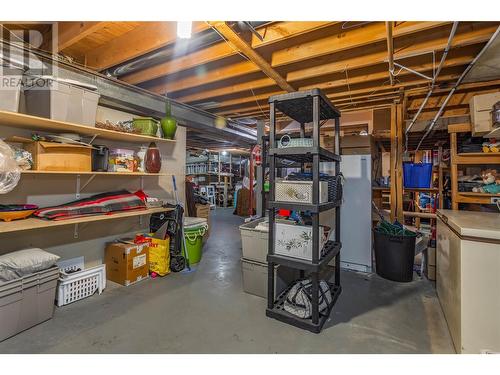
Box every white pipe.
[405,22,459,144]
[415,25,500,151]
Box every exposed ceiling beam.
[174,23,496,105]
[212,56,470,115]
[85,21,209,71]
[218,72,463,119]
[202,43,482,112]
[122,21,335,86]
[385,21,395,85]
[207,21,295,92]
[58,21,107,51]
[152,21,453,97]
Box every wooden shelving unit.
[0,111,177,236]
[0,110,175,144]
[0,207,172,234]
[450,124,500,210]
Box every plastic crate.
[56,264,106,307]
[403,162,433,188]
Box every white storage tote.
[275,179,329,204]
[0,66,23,112]
[56,264,106,307]
[274,222,328,261]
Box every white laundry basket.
[56,264,106,307]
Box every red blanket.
[34,190,146,221]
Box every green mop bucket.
[182,224,207,264]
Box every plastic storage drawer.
[241,258,299,299]
[0,266,59,341]
[239,217,268,263]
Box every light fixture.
[177,21,192,39]
[221,150,228,156]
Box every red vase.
[145,142,161,173]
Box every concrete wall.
[0,106,186,267]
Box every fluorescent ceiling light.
[177,21,192,39]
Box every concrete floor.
[0,208,455,353]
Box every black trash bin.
[373,229,417,282]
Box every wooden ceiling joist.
[385,21,395,85]
[173,23,496,105]
[207,21,295,92]
[58,22,107,51]
[84,21,209,71]
[122,21,335,86]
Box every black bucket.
[373,229,416,282]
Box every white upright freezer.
[322,154,372,272]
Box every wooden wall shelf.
[21,170,169,176]
[451,129,500,209]
[0,207,172,235]
[0,110,175,144]
[455,153,500,165]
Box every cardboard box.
[195,203,211,238]
[24,140,92,172]
[469,92,500,136]
[105,240,149,286]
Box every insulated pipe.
[415,25,500,152]
[405,21,459,150]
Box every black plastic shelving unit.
[265,89,342,334]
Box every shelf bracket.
[74,223,79,239]
[76,174,81,199]
[140,176,144,191]
[81,174,97,191]
[89,134,98,145]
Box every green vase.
[161,101,177,140]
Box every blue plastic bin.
[403,162,433,188]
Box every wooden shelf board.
[0,110,175,144]
[0,207,172,234]
[457,152,500,157]
[372,187,439,193]
[21,170,169,176]
[456,192,499,204]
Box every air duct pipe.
[414,25,500,151]
[405,22,459,151]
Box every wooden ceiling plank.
[207,21,295,92]
[58,21,107,51]
[122,21,336,86]
[85,22,209,71]
[150,60,259,95]
[286,23,495,83]
[270,21,449,68]
[176,77,276,103]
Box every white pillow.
[0,248,60,282]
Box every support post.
[450,132,459,210]
[390,104,404,222]
[256,119,265,217]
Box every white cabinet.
[437,210,500,353]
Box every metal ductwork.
[105,21,271,79]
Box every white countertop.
[437,209,500,241]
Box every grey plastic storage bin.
[67,84,100,126]
[24,77,71,122]
[0,266,59,342]
[0,66,23,112]
[241,258,299,299]
[239,217,269,263]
